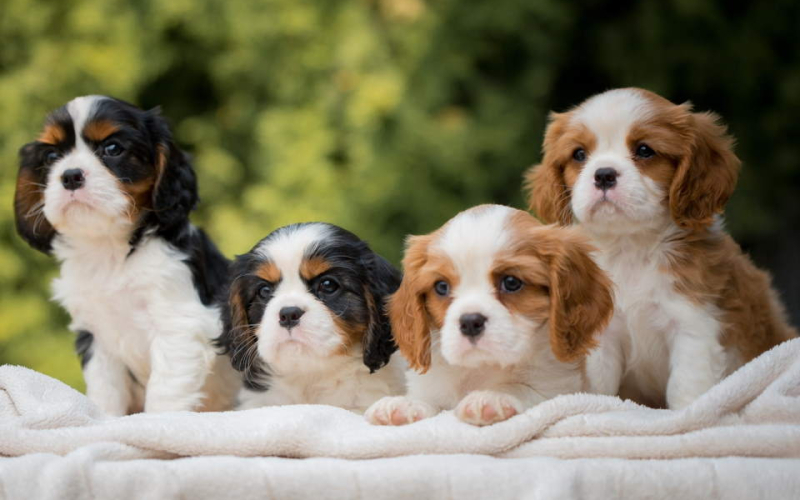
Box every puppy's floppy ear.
[214,258,270,391]
[525,112,573,225]
[361,252,402,373]
[14,142,56,253]
[145,108,199,236]
[389,234,434,373]
[670,111,740,230]
[539,227,614,362]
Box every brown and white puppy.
[366,205,613,426]
[526,88,797,409]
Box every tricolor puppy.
[526,88,797,409]
[366,205,613,426]
[215,223,405,412]
[14,96,239,415]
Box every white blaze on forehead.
[572,89,653,151]
[435,205,514,290]
[255,223,331,286]
[66,95,107,145]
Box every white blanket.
[2,339,800,499]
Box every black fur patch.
[74,330,94,369]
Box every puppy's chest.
[598,249,690,345]
[52,240,194,368]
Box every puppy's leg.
[365,396,438,425]
[145,332,215,412]
[455,385,546,426]
[666,314,727,410]
[82,342,134,417]
[585,314,628,396]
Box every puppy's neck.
[52,227,142,265]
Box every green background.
[1,0,798,390]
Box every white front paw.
[365,396,438,426]
[455,391,523,426]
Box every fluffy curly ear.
[214,260,271,391]
[670,111,740,230]
[146,109,198,237]
[361,252,402,373]
[388,234,434,373]
[525,112,573,225]
[14,142,56,253]
[539,228,614,362]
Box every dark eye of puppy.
[499,275,523,293]
[317,277,340,296]
[572,148,587,162]
[103,141,125,158]
[434,280,450,297]
[257,282,273,300]
[635,143,656,159]
[45,149,61,165]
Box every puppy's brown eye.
[45,150,60,165]
[103,141,124,157]
[572,148,587,162]
[635,143,655,159]
[434,280,450,297]
[318,278,339,295]
[500,275,523,293]
[258,284,273,299]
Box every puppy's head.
[526,88,740,233]
[14,95,196,252]
[390,204,613,373]
[217,223,400,389]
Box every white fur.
[366,206,586,426]
[45,96,239,415]
[569,90,736,409]
[241,224,405,413]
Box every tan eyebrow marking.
[83,119,120,142]
[37,123,66,145]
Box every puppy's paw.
[365,396,438,426]
[455,391,523,426]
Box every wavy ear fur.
[535,227,614,362]
[525,112,574,225]
[14,142,57,253]
[214,257,271,391]
[361,252,402,372]
[145,109,199,239]
[670,111,740,230]
[388,234,434,373]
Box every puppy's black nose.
[279,306,305,328]
[61,169,85,191]
[594,167,617,191]
[459,313,487,338]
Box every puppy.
[526,88,797,409]
[14,96,240,415]
[366,205,613,426]
[215,222,405,412]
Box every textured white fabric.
[2,339,800,499]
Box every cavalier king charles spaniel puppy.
[14,96,240,415]
[365,205,613,426]
[215,222,405,412]
[526,88,797,409]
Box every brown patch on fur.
[14,167,55,241]
[332,285,372,355]
[667,231,798,361]
[255,261,281,283]
[388,231,445,373]
[525,113,595,225]
[119,177,155,223]
[37,123,66,145]
[300,257,331,281]
[83,119,120,142]
[506,211,614,362]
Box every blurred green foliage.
[1,0,798,390]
